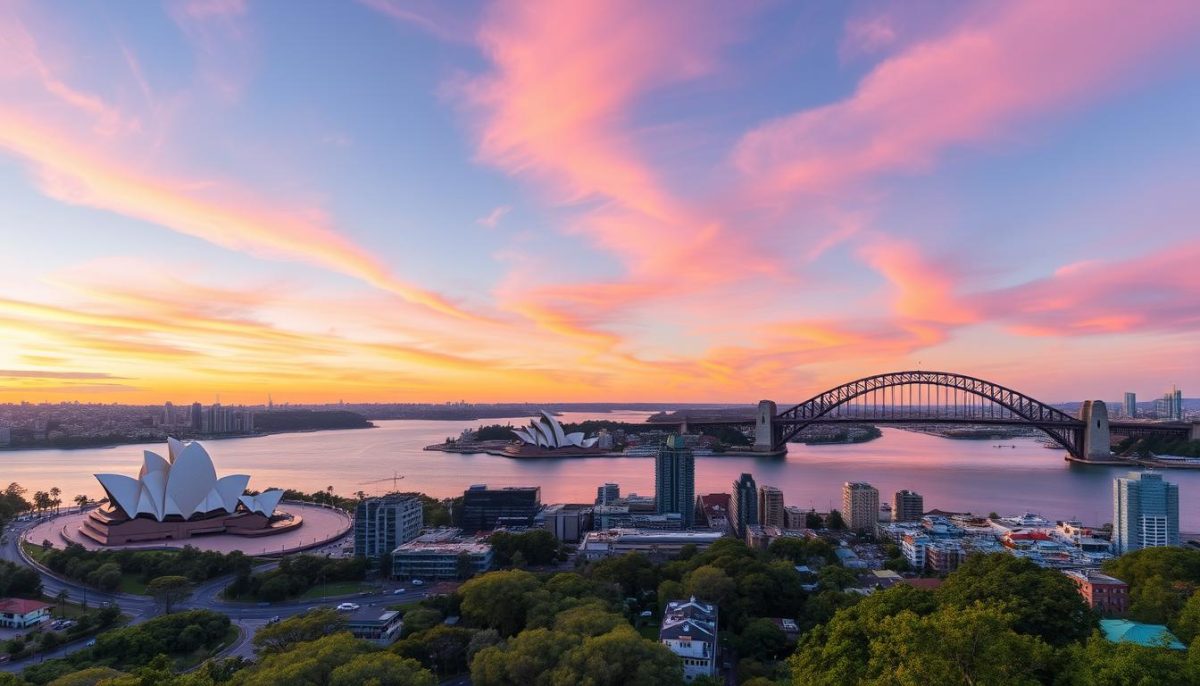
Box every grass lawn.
[297,581,371,600]
[117,575,149,595]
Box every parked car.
[411,579,424,586]
[267,616,281,624]
[392,588,406,595]
[335,602,360,612]
[85,639,96,647]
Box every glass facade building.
[655,435,695,527]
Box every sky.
[0,0,1198,405]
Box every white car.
[335,602,360,612]
[411,579,424,586]
[393,589,406,595]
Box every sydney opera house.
[506,411,603,456]
[82,438,295,545]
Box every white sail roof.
[94,440,282,522]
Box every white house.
[0,598,51,628]
[660,597,718,681]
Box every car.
[639,610,653,617]
[0,654,10,664]
[392,588,406,595]
[411,579,424,586]
[85,639,96,647]
[268,616,281,624]
[335,602,360,612]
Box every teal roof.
[1100,619,1186,650]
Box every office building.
[1064,570,1128,615]
[391,528,493,580]
[190,402,203,431]
[162,401,174,426]
[758,486,785,528]
[892,490,924,522]
[596,482,620,506]
[695,494,731,532]
[579,529,724,561]
[842,482,880,533]
[1113,472,1179,553]
[655,435,695,527]
[1155,386,1184,421]
[345,607,404,645]
[730,473,758,538]
[354,494,423,563]
[783,505,808,530]
[538,503,591,543]
[1123,392,1137,419]
[660,597,718,681]
[461,485,541,531]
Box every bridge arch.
[774,371,1083,454]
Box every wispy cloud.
[0,370,128,380]
[476,204,511,228]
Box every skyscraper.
[842,482,880,533]
[1113,472,1179,554]
[1123,392,1137,419]
[354,494,423,564]
[730,473,758,538]
[162,401,174,427]
[190,402,202,431]
[596,482,620,506]
[655,435,695,527]
[893,490,924,522]
[758,486,785,528]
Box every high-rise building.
[730,473,758,538]
[462,485,542,531]
[596,483,620,506]
[655,435,695,527]
[892,490,924,522]
[190,402,203,431]
[842,482,880,533]
[1113,472,1179,553]
[1123,392,1137,419]
[162,401,174,427]
[1155,386,1184,421]
[783,505,807,530]
[758,486,785,528]
[354,495,423,564]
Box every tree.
[549,625,684,686]
[146,575,193,614]
[511,550,528,569]
[45,667,125,686]
[330,653,435,686]
[805,511,823,529]
[1104,547,1200,625]
[1174,589,1200,644]
[734,618,790,662]
[253,609,346,653]
[50,487,61,513]
[863,602,1055,685]
[401,607,443,638]
[471,627,579,686]
[456,552,476,580]
[1056,633,1196,686]
[683,565,736,605]
[73,494,88,511]
[236,633,373,686]
[826,510,845,530]
[460,569,541,636]
[936,554,1095,645]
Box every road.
[1,515,427,673]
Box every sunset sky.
[1,0,1198,404]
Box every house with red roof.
[0,598,51,628]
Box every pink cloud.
[975,241,1200,336]
[735,1,1200,196]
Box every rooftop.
[0,598,50,614]
[1100,619,1186,650]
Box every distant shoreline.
[0,424,375,453]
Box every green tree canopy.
[252,608,346,654]
[459,569,541,636]
[145,575,193,614]
[935,553,1095,645]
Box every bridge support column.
[1080,400,1111,461]
[753,400,777,453]
[1191,422,1200,441]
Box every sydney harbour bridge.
[647,371,1197,461]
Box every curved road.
[2,515,427,673]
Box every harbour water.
[3,411,1198,531]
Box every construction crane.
[359,472,405,491]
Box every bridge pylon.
[1080,400,1111,461]
[754,400,777,453]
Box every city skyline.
[1,1,1199,403]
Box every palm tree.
[50,487,61,513]
[74,494,89,511]
[33,490,48,514]
[55,589,69,617]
